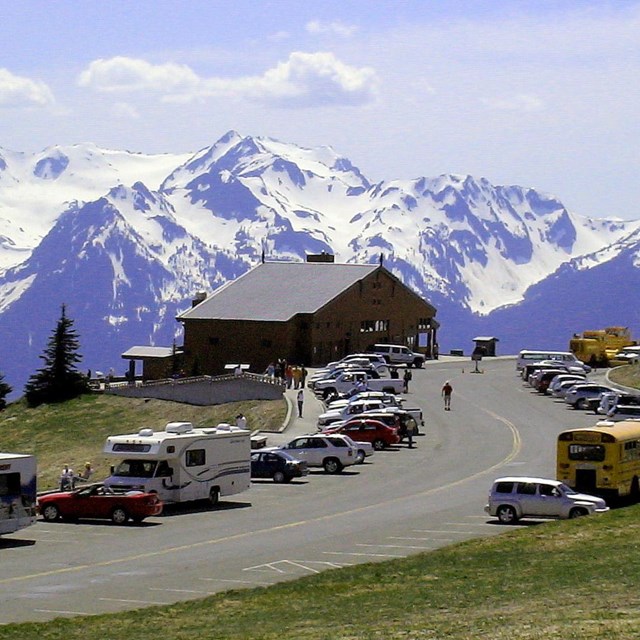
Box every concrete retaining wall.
[106,373,285,406]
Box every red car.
[38,483,163,525]
[322,418,400,450]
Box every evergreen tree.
[0,371,11,410]
[24,304,88,407]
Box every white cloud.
[78,52,378,108]
[480,94,544,112]
[233,51,378,107]
[77,56,200,93]
[306,20,358,38]
[0,68,54,108]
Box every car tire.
[111,507,129,525]
[576,398,589,410]
[273,471,286,483]
[41,503,60,522]
[569,507,588,518]
[373,439,386,451]
[496,505,518,524]
[323,458,343,474]
[355,450,366,464]
[208,487,220,507]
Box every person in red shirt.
[442,381,453,410]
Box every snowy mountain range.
[1,130,639,396]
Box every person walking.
[297,389,304,418]
[442,380,453,410]
[405,418,417,448]
[403,368,412,393]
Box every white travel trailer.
[0,453,37,535]
[103,422,251,505]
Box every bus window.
[568,444,605,462]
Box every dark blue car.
[250,450,308,483]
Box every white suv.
[274,434,358,473]
[485,476,609,524]
[369,344,424,368]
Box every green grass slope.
[0,394,286,490]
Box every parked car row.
[521,360,617,411]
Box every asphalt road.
[0,357,606,624]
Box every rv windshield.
[114,460,158,478]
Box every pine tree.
[24,304,88,407]
[0,371,11,410]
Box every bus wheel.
[496,505,518,524]
[631,476,640,500]
[208,487,220,507]
[569,507,588,518]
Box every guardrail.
[107,372,286,390]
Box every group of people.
[264,359,308,389]
[59,462,94,490]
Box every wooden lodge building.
[123,255,438,380]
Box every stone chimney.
[192,291,207,307]
[306,251,335,263]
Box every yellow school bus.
[557,420,640,500]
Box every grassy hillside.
[0,393,286,490]
[609,363,640,389]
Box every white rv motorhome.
[103,422,251,505]
[0,453,37,535]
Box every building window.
[360,319,389,333]
[208,337,219,345]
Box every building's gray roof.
[122,346,175,359]
[178,262,381,322]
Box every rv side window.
[186,449,206,467]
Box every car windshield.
[557,482,576,495]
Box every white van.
[516,350,588,372]
[104,422,251,505]
[369,344,425,368]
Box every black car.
[250,450,308,483]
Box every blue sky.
[1,0,639,219]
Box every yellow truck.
[569,327,636,367]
